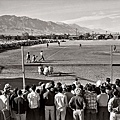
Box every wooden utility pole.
[21,46,25,89]
[110,45,113,83]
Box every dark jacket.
[14,96,27,114]
[69,95,85,110]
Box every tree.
[22,32,29,40]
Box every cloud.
[62,13,120,24]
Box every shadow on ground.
[78,77,96,83]
[0,66,4,73]
[49,72,76,77]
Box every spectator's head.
[66,85,72,92]
[31,84,36,91]
[105,84,112,93]
[100,86,106,93]
[17,90,22,96]
[87,84,93,92]
[106,78,111,83]
[4,83,11,91]
[91,85,96,91]
[56,82,62,88]
[71,84,76,90]
[96,80,102,87]
[56,87,63,93]
[115,79,120,87]
[73,78,81,86]
[36,89,40,94]
[25,85,30,92]
[75,77,78,81]
[76,84,83,90]
[50,87,55,92]
[75,88,83,96]
[45,82,52,90]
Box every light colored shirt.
[0,94,9,110]
[97,93,109,106]
[108,96,120,114]
[27,91,40,109]
[54,92,68,111]
[40,52,43,56]
[43,67,49,75]
[0,98,5,110]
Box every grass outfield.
[0,39,120,89]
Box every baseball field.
[0,39,120,89]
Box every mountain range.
[0,15,110,35]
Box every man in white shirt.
[43,66,49,76]
[108,89,120,120]
[0,84,12,120]
[54,87,68,120]
[27,85,40,120]
[97,86,109,120]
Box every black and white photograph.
[0,0,120,120]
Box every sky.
[0,0,120,32]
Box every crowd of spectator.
[0,77,120,120]
[0,39,52,53]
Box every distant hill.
[0,15,108,35]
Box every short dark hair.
[106,78,110,83]
[87,85,93,91]
[66,85,72,92]
[56,82,62,88]
[57,87,63,93]
[25,85,30,91]
[36,89,40,94]
[100,86,106,93]
[17,90,22,96]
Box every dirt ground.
[1,39,120,89]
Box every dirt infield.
[1,40,120,88]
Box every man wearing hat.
[43,82,55,120]
[0,83,12,120]
[69,88,85,120]
[0,83,12,110]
